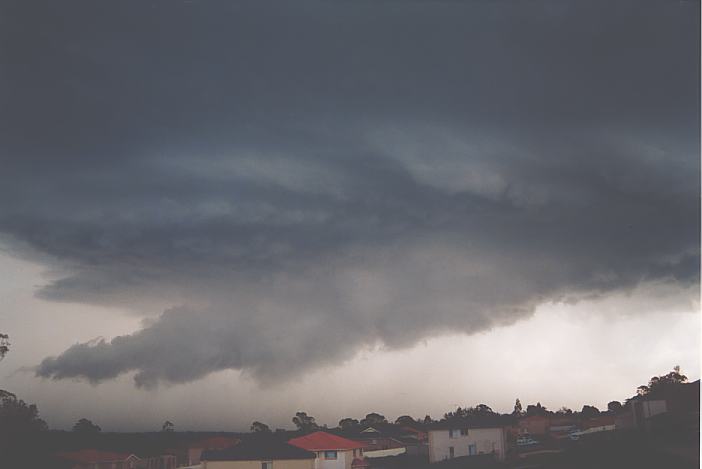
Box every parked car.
[568,430,582,441]
[516,436,540,446]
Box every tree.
[161,420,175,432]
[292,412,319,432]
[526,403,548,416]
[556,406,573,415]
[423,415,433,424]
[360,412,387,427]
[338,418,359,430]
[513,399,523,416]
[607,401,623,413]
[0,333,8,360]
[0,390,48,435]
[395,415,417,426]
[443,407,469,420]
[580,405,600,418]
[637,366,688,397]
[472,404,495,417]
[251,421,271,433]
[73,418,101,434]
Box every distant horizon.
[11,369,700,434]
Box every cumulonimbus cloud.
[0,0,697,387]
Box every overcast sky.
[0,0,699,431]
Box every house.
[427,420,508,463]
[548,415,578,439]
[201,438,316,469]
[340,424,427,457]
[141,453,177,469]
[399,425,428,444]
[629,380,700,434]
[55,450,141,469]
[288,431,366,469]
[186,436,241,466]
[517,415,549,437]
[579,415,616,436]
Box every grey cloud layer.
[0,0,698,386]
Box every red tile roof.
[289,431,365,451]
[56,450,135,463]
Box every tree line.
[0,334,690,436]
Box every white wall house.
[428,426,507,463]
[288,431,366,469]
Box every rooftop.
[55,449,137,464]
[289,431,365,451]
[202,438,315,461]
[189,436,241,450]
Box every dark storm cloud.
[0,0,697,386]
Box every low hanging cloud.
[0,0,697,387]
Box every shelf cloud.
[0,0,697,388]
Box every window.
[449,447,454,459]
[449,429,455,438]
[324,451,338,460]
[262,462,273,469]
[460,429,468,436]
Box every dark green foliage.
[637,366,688,397]
[360,412,387,426]
[72,418,101,434]
[395,415,417,425]
[338,418,359,430]
[607,401,623,413]
[292,412,319,432]
[251,421,271,432]
[0,333,9,360]
[580,405,600,418]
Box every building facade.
[428,426,507,463]
[55,450,141,469]
[288,431,366,469]
[201,439,316,469]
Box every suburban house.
[517,415,549,437]
[629,379,700,434]
[288,431,366,469]
[201,438,316,469]
[548,416,578,439]
[186,436,242,466]
[399,425,428,445]
[579,415,616,436]
[427,420,509,463]
[55,449,141,469]
[141,453,177,469]
[338,424,427,458]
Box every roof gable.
[203,438,315,461]
[289,431,365,451]
[56,450,138,464]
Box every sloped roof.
[428,414,515,430]
[202,438,315,461]
[56,450,137,463]
[289,431,365,451]
[189,436,241,450]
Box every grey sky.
[0,0,699,429]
